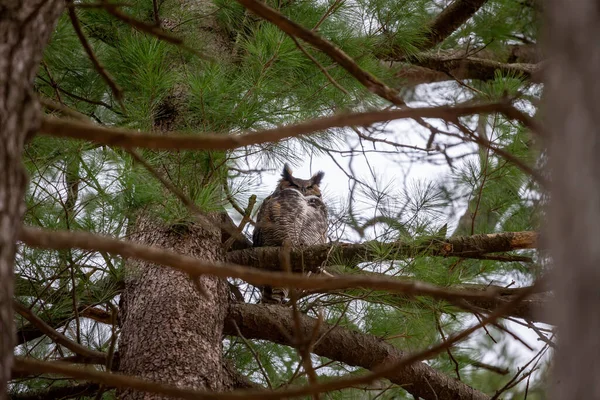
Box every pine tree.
[2,0,566,399]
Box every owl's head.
[276,164,324,197]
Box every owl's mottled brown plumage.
[253,164,328,303]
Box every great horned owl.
[253,164,328,304]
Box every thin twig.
[290,36,349,95]
[435,313,461,381]
[66,0,125,111]
[41,61,63,104]
[470,360,509,375]
[13,301,106,362]
[100,2,209,60]
[231,321,273,389]
[223,195,256,252]
[37,76,116,111]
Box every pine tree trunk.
[118,216,232,398]
[116,1,236,396]
[0,2,64,398]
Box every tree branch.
[226,231,538,272]
[13,301,106,364]
[460,286,552,324]
[66,0,124,107]
[225,303,490,400]
[39,102,540,151]
[422,0,490,50]
[379,44,543,84]
[407,53,543,83]
[235,0,406,105]
[18,226,514,304]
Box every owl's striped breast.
[253,189,327,247]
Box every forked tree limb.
[391,45,543,84]
[13,292,519,400]
[406,55,543,83]
[225,303,490,400]
[417,54,542,81]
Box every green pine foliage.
[13,0,548,398]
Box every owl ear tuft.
[311,171,325,185]
[282,164,294,181]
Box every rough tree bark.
[0,2,64,398]
[116,0,237,397]
[227,231,538,272]
[118,217,231,398]
[545,0,600,397]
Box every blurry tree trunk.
[0,2,64,398]
[545,0,600,397]
[118,216,232,398]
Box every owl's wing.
[252,194,272,247]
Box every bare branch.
[39,102,541,150]
[470,361,509,376]
[422,0,490,50]
[19,227,514,304]
[13,301,106,364]
[226,231,538,272]
[407,53,544,83]
[65,0,124,108]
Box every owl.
[253,164,328,304]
